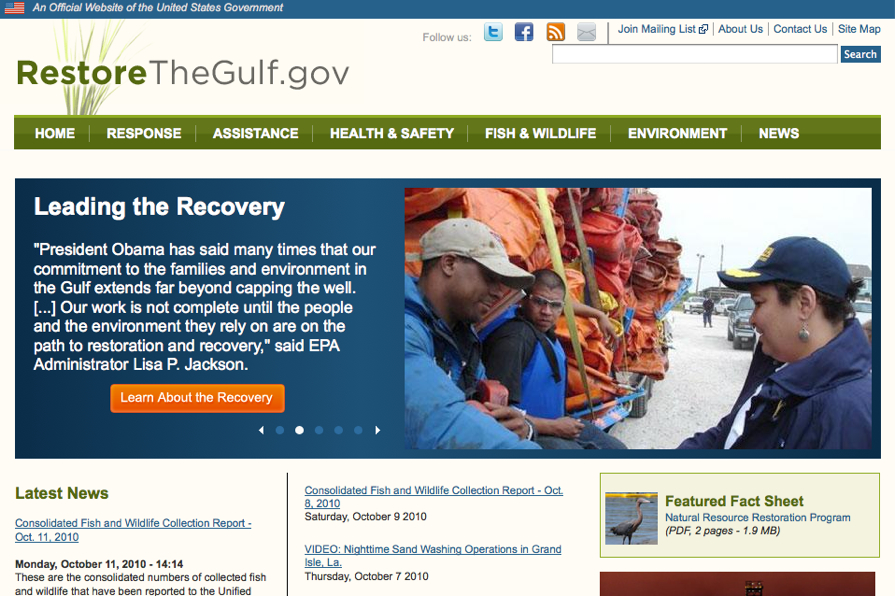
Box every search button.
[841,46,880,63]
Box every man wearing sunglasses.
[482,269,626,449]
[405,219,541,449]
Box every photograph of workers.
[404,187,873,451]
[604,491,657,545]
[601,572,874,596]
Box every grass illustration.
[54,20,142,115]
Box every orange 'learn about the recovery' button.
[110,384,285,413]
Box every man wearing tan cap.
[405,219,540,449]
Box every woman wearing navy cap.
[679,237,872,449]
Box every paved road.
[610,310,755,449]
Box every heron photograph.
[605,492,658,545]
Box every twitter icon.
[484,22,503,41]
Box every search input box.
[553,44,838,64]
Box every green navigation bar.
[14,116,880,150]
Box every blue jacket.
[404,275,540,449]
[679,318,872,449]
[480,307,567,419]
[519,332,567,419]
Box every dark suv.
[727,295,756,350]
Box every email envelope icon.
[577,22,596,42]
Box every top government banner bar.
[1,0,893,19]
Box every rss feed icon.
[547,23,565,41]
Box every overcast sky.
[649,187,872,290]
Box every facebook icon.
[515,22,534,41]
[484,22,503,41]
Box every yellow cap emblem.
[758,246,774,262]
[724,269,761,278]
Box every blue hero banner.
[3,0,893,19]
[15,179,880,459]
[18,179,404,459]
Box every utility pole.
[695,253,705,293]
[719,244,724,271]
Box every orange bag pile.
[554,269,614,375]
[557,189,643,303]
[616,192,681,380]
[553,268,628,413]
[555,191,648,408]
[652,240,683,308]
[404,188,566,276]
[627,191,662,247]
[554,188,624,222]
